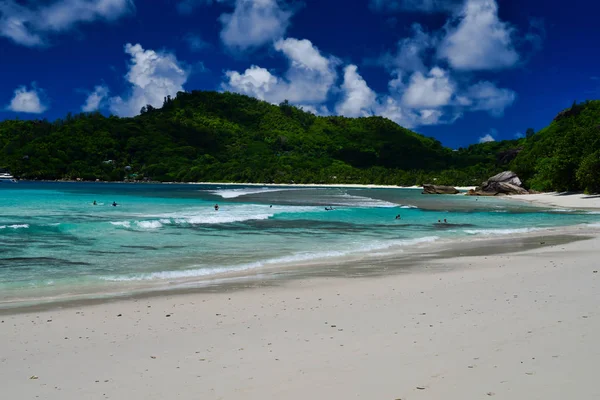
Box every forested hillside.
[511,100,600,193]
[0,90,522,186]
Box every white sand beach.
[191,181,478,191]
[508,192,600,210]
[2,227,600,400]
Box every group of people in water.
[211,203,448,224]
[92,200,118,207]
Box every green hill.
[511,100,600,193]
[0,90,519,186]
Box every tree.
[525,128,535,138]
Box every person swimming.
[214,204,219,211]
[112,201,118,207]
[444,219,447,224]
[93,200,97,205]
[395,214,401,220]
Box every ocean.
[1,182,598,307]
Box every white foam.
[110,221,131,228]
[147,204,316,226]
[208,187,298,199]
[331,193,399,208]
[464,228,541,236]
[135,220,163,229]
[102,236,440,282]
[0,224,29,230]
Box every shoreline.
[507,192,600,210]
[14,179,477,191]
[2,227,599,399]
[1,224,596,315]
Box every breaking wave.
[101,236,440,281]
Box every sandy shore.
[508,192,600,210]
[192,181,478,191]
[2,230,599,399]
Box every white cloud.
[82,85,109,112]
[479,130,496,143]
[220,0,294,51]
[463,81,516,116]
[370,0,461,13]
[401,67,455,108]
[381,24,434,75]
[438,0,519,70]
[109,43,189,117]
[334,66,455,129]
[336,65,377,117]
[224,65,280,101]
[6,84,48,113]
[223,37,338,106]
[0,0,134,47]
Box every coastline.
[2,227,599,399]
[507,192,600,210]
[1,224,594,313]
[15,179,478,191]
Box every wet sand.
[2,228,600,399]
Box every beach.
[1,230,599,398]
[507,192,600,210]
[2,188,600,399]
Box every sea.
[1,182,599,308]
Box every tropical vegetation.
[2,91,599,192]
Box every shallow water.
[1,182,598,305]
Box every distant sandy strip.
[2,227,600,399]
[508,192,600,210]
[191,181,478,191]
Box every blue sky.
[0,0,598,148]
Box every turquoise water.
[1,182,599,305]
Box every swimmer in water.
[395,214,401,220]
[444,219,447,224]
[93,200,97,205]
[112,201,118,207]
[214,204,219,211]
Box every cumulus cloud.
[335,65,377,117]
[6,84,48,113]
[82,85,109,112]
[109,43,189,117]
[381,24,434,75]
[370,0,461,13]
[0,0,134,47]
[462,81,517,116]
[401,67,455,108]
[223,37,338,106]
[438,0,519,70]
[479,129,497,143]
[220,0,295,51]
[222,0,522,130]
[334,65,456,128]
